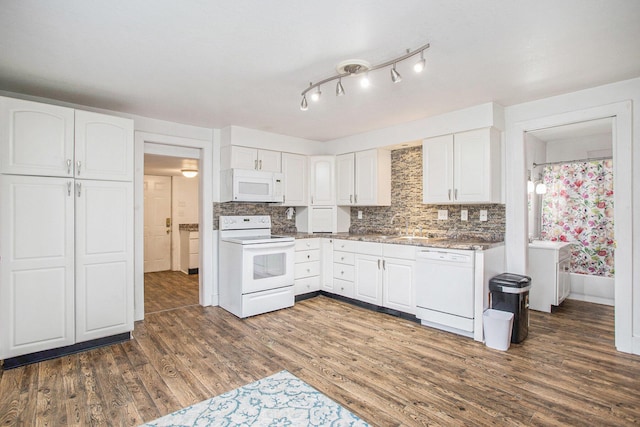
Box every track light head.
[360,73,370,88]
[390,64,402,83]
[300,95,308,111]
[310,86,321,102]
[336,78,345,96]
[414,51,426,73]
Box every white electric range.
[218,215,295,318]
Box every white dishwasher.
[415,248,475,337]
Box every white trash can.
[483,309,514,351]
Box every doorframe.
[134,132,214,321]
[507,101,633,353]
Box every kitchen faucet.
[390,213,411,236]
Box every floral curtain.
[540,160,614,277]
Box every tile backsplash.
[348,146,505,241]
[213,202,296,233]
[213,145,505,241]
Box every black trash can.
[489,273,531,343]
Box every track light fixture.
[300,42,430,110]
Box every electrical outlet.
[437,209,448,220]
[479,210,488,222]
[461,209,468,221]
[357,210,363,219]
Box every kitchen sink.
[391,236,447,243]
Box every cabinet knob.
[307,254,311,259]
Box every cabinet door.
[422,134,454,204]
[454,129,491,203]
[230,146,259,170]
[336,153,354,205]
[0,175,75,358]
[321,239,334,292]
[354,254,383,305]
[0,96,74,177]
[281,153,307,206]
[74,110,133,181]
[383,257,415,314]
[309,156,335,205]
[355,149,390,206]
[75,180,133,343]
[257,149,281,172]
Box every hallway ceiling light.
[300,42,430,110]
[181,169,198,178]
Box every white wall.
[323,102,504,154]
[546,133,612,162]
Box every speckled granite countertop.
[276,232,504,251]
[179,223,199,231]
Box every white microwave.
[221,169,284,203]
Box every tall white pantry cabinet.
[0,96,134,362]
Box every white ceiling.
[1,1,639,142]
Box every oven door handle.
[243,241,295,252]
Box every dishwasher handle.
[417,250,472,263]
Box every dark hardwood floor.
[144,271,199,314]
[1,295,638,426]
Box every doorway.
[526,118,615,309]
[509,101,633,353]
[134,132,215,321]
[143,154,201,314]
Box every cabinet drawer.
[356,241,382,256]
[333,279,355,298]
[333,251,355,265]
[333,239,355,252]
[295,261,320,279]
[295,276,321,295]
[295,238,320,251]
[295,249,320,264]
[333,263,354,282]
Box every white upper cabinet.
[224,146,282,172]
[0,96,74,177]
[281,152,307,206]
[309,156,335,205]
[336,149,391,206]
[423,128,501,204]
[0,96,133,181]
[336,153,355,205]
[74,110,133,181]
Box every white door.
[355,254,383,305]
[422,134,454,203]
[144,175,172,272]
[0,96,74,177]
[74,110,133,181]
[335,153,354,206]
[75,180,133,342]
[281,153,307,206]
[0,175,75,358]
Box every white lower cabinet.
[354,242,416,314]
[294,238,321,295]
[0,175,133,359]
